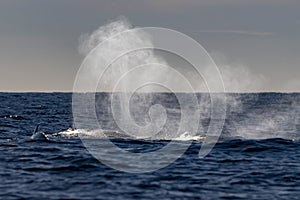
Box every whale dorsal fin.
[33,125,39,134]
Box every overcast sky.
[0,0,299,92]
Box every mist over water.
[76,17,204,139]
[78,17,169,93]
[74,17,299,141]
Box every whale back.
[31,125,48,140]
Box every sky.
[0,0,299,92]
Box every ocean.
[0,92,299,199]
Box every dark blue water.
[1,93,299,199]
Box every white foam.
[173,131,205,141]
[55,128,207,141]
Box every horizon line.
[0,90,299,94]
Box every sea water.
[0,92,299,199]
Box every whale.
[31,125,48,141]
